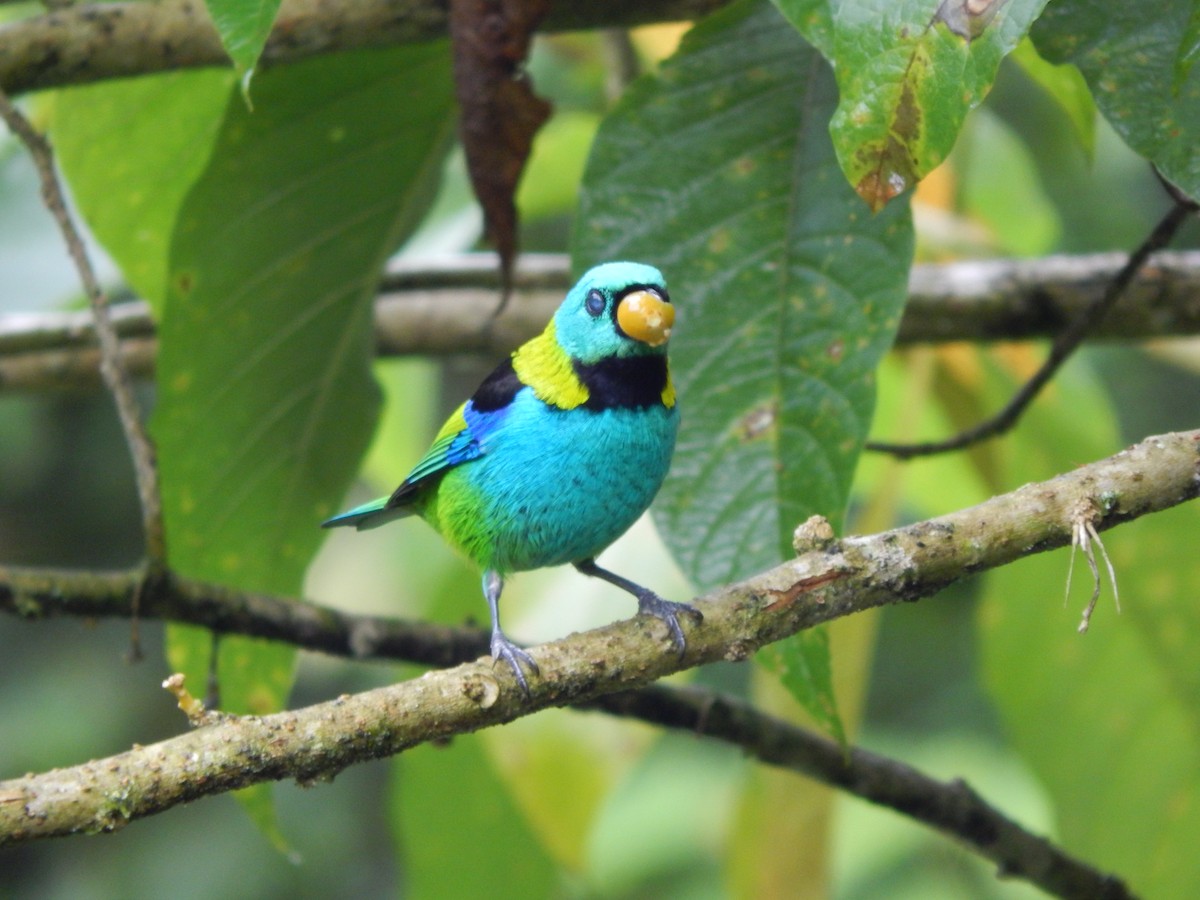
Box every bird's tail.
[321,496,413,531]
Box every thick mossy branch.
[3,251,1199,394]
[1,430,1196,858]
[0,0,729,96]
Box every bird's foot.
[490,630,540,698]
[635,590,704,658]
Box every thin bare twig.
[868,198,1196,459]
[0,89,165,654]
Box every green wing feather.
[322,403,477,530]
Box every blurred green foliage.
[2,0,1200,897]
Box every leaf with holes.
[574,0,912,738]
[774,0,1050,209]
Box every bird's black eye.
[585,289,606,317]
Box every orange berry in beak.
[616,290,674,347]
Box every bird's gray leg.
[483,569,539,696]
[573,558,703,657]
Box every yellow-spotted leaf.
[151,45,454,840]
[574,0,913,742]
[775,0,1051,209]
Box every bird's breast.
[426,387,678,573]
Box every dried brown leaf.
[450,0,553,296]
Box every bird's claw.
[491,631,539,698]
[636,591,703,658]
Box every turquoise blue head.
[554,262,674,364]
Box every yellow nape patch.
[662,366,676,408]
[512,321,590,410]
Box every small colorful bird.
[323,261,701,693]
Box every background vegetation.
[1,0,1198,896]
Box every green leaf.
[483,711,654,873]
[980,359,1200,896]
[204,0,283,82]
[157,43,454,597]
[150,45,453,838]
[576,0,912,589]
[574,0,913,739]
[1009,38,1095,159]
[49,70,235,307]
[1179,5,1200,92]
[955,108,1061,256]
[775,0,1050,209]
[758,629,845,746]
[769,0,834,56]
[1032,0,1200,199]
[393,734,560,897]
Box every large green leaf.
[774,0,1050,209]
[157,43,454,597]
[1031,0,1200,200]
[576,0,913,585]
[980,359,1200,896]
[574,0,912,741]
[150,45,453,835]
[50,70,235,307]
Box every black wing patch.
[470,356,523,412]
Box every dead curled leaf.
[449,0,553,292]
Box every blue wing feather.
[403,400,503,483]
[322,398,511,530]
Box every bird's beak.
[617,290,674,347]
